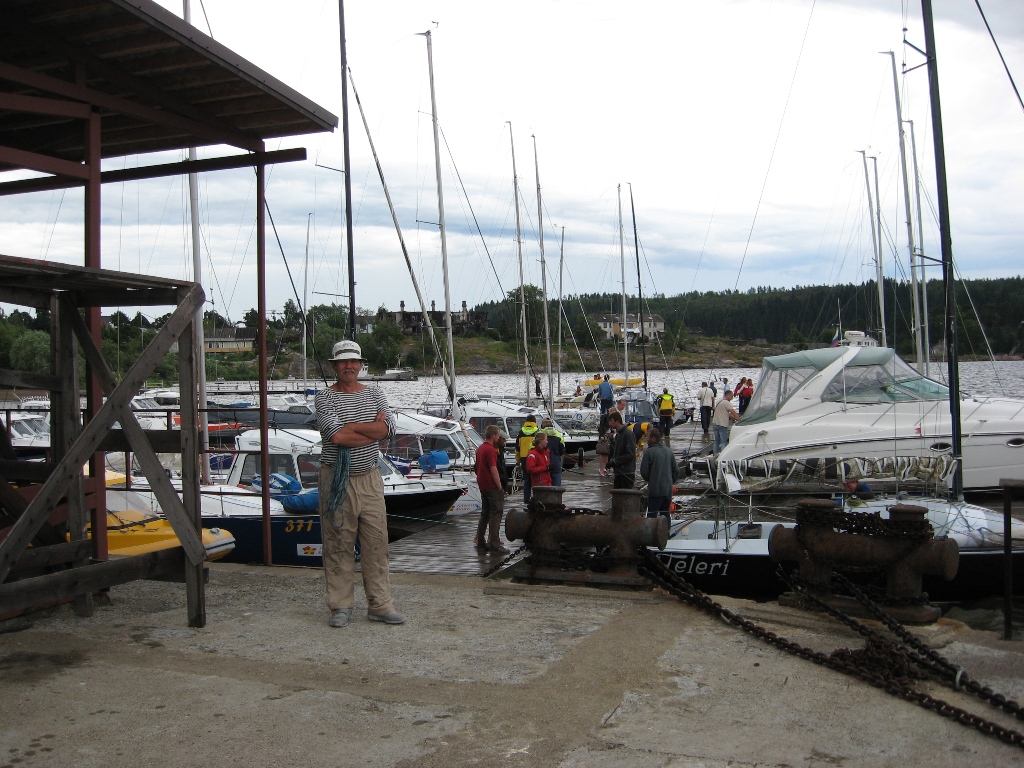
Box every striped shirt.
[314,386,397,473]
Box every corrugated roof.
[0,0,337,165]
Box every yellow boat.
[584,375,643,387]
[95,508,235,561]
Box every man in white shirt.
[696,382,715,439]
[711,390,740,455]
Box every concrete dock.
[3,452,1024,767]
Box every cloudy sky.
[2,0,1022,324]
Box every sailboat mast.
[183,0,210,485]
[302,213,311,394]
[508,123,530,404]
[339,0,356,340]
[908,119,931,377]
[886,51,924,366]
[557,226,564,398]
[871,155,885,346]
[920,0,962,498]
[859,150,886,347]
[533,136,553,414]
[422,30,458,408]
[618,185,628,387]
[348,69,453,405]
[628,185,648,391]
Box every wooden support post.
[54,295,91,615]
[0,286,204,585]
[61,295,207,569]
[177,300,205,628]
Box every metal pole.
[533,136,553,414]
[303,212,311,394]
[256,160,272,564]
[871,155,886,347]
[422,30,457,409]
[908,119,931,377]
[920,0,963,499]
[860,150,886,347]
[629,185,647,391]
[508,122,530,404]
[558,226,564,398]
[1002,480,1019,641]
[618,185,628,388]
[338,0,356,339]
[886,51,923,366]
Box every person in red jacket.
[525,433,552,489]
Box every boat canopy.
[741,347,949,425]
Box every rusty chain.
[638,548,1024,751]
[796,505,935,541]
[480,543,528,578]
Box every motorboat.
[205,391,316,428]
[3,412,50,458]
[383,411,483,515]
[654,495,1024,601]
[115,428,466,566]
[716,344,1024,492]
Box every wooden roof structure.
[0,1,338,624]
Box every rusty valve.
[505,486,668,579]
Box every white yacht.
[717,344,1024,492]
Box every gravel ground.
[2,561,1024,768]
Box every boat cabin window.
[383,434,420,460]
[238,453,299,486]
[468,416,503,437]
[296,454,319,487]
[821,360,948,404]
[740,365,817,424]
[420,434,457,459]
[287,404,313,414]
[505,417,528,436]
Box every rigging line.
[733,0,817,292]
[683,193,718,323]
[41,188,66,260]
[973,1,1024,116]
[951,260,1005,392]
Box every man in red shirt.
[475,425,509,554]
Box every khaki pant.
[319,464,394,615]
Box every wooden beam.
[0,285,52,309]
[97,430,182,454]
[0,548,184,614]
[0,461,52,483]
[72,287,180,308]
[0,147,307,198]
[0,92,92,119]
[177,308,205,627]
[62,296,206,567]
[0,144,90,179]
[0,369,61,391]
[0,59,263,153]
[11,539,92,574]
[0,284,204,584]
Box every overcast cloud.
[1,0,1022,324]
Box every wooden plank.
[0,285,50,309]
[0,461,51,483]
[11,540,91,574]
[72,287,180,308]
[0,284,204,584]
[0,369,61,391]
[177,311,205,627]
[55,296,91,616]
[0,548,185,614]
[98,430,182,453]
[65,300,206,567]
[0,145,91,180]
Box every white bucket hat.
[328,339,364,362]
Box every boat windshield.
[822,353,949,404]
[296,453,319,487]
[740,365,818,425]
